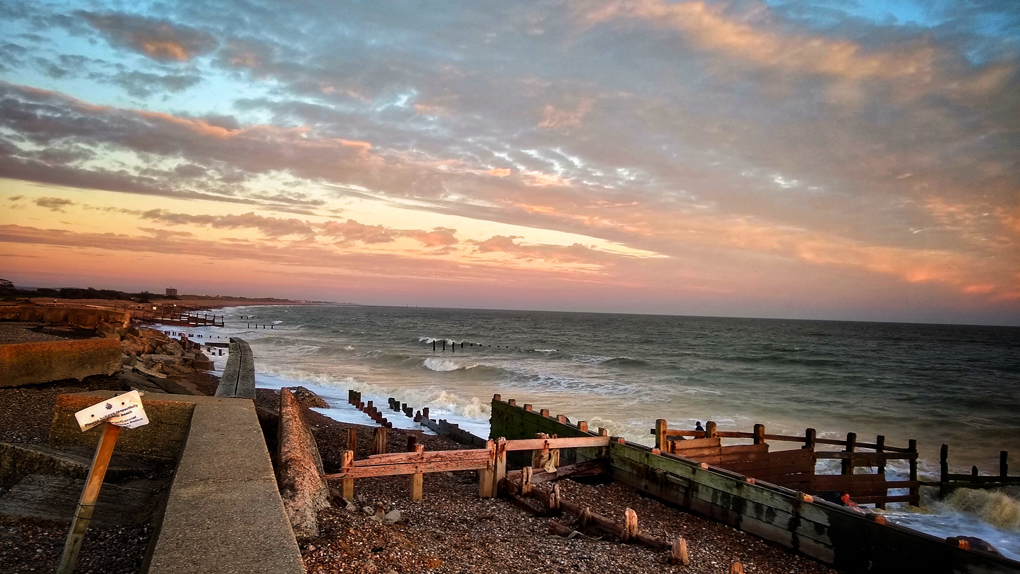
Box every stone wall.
[0,338,122,388]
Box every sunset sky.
[1,1,1018,325]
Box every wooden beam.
[505,436,611,451]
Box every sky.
[0,1,1018,325]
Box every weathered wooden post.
[410,444,425,502]
[654,419,667,450]
[705,420,717,438]
[407,435,417,452]
[523,404,532,412]
[521,466,533,496]
[341,450,354,500]
[1001,451,1009,478]
[347,428,357,453]
[371,426,388,455]
[540,408,550,417]
[422,407,429,420]
[843,432,857,475]
[753,423,765,445]
[805,428,816,450]
[669,538,690,566]
[578,421,588,433]
[908,439,918,503]
[876,434,887,509]
[479,440,496,498]
[493,437,507,496]
[622,508,638,543]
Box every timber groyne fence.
[487,396,1019,574]
[653,419,920,508]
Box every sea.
[164,305,1020,560]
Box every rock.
[346,501,358,512]
[383,509,402,525]
[288,386,330,409]
[363,506,375,516]
[96,321,119,339]
[160,340,184,356]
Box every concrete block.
[0,337,122,388]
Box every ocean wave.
[599,356,651,368]
[421,358,503,375]
[945,489,1020,531]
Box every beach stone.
[277,389,330,540]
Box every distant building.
[166,288,178,297]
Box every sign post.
[56,391,149,574]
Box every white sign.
[74,390,149,432]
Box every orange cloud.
[574,0,954,88]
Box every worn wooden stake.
[493,438,507,495]
[730,562,745,574]
[622,508,638,543]
[347,427,357,453]
[876,435,887,509]
[341,450,354,501]
[654,419,667,450]
[410,444,425,502]
[479,440,496,498]
[1002,451,1009,478]
[670,538,690,566]
[371,426,388,455]
[843,432,857,475]
[521,466,533,496]
[57,423,121,574]
[753,423,765,445]
[705,420,717,438]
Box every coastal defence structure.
[215,338,255,398]
[47,336,304,574]
[489,396,1019,574]
[0,337,122,388]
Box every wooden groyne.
[489,396,1020,574]
[939,444,1019,496]
[139,307,225,327]
[653,420,919,508]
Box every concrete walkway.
[146,395,304,574]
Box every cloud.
[539,98,595,128]
[140,210,315,238]
[112,71,202,98]
[80,11,218,62]
[318,219,399,244]
[34,197,74,211]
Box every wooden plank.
[723,453,815,473]
[325,458,490,479]
[504,436,609,451]
[670,446,723,458]
[815,451,917,462]
[669,437,721,450]
[360,449,490,466]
